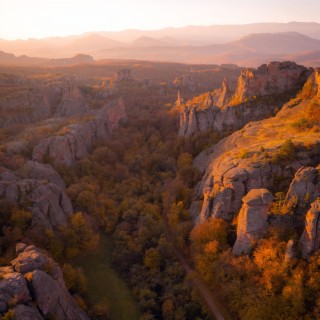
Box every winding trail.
[172,245,233,320]
[163,207,233,320]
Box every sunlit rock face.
[232,189,273,256]
[0,244,90,320]
[179,61,310,137]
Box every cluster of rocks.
[0,244,90,320]
[179,61,311,136]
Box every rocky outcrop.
[0,83,90,128]
[0,244,90,320]
[0,178,72,229]
[114,69,133,82]
[0,87,53,128]
[284,239,296,262]
[19,161,66,189]
[232,189,273,255]
[54,86,89,117]
[231,61,309,103]
[285,166,320,208]
[300,200,320,258]
[192,70,320,224]
[179,61,310,136]
[32,98,126,166]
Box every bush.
[272,139,295,163]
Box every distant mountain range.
[0,22,320,67]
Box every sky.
[0,0,320,40]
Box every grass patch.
[72,235,140,320]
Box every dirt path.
[172,246,233,320]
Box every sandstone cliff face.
[0,176,72,230]
[32,98,126,166]
[300,200,320,258]
[0,244,90,320]
[232,189,273,256]
[179,61,310,137]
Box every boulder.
[232,189,273,255]
[15,243,27,255]
[11,247,49,274]
[0,272,31,305]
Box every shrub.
[271,139,295,163]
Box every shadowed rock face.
[0,84,89,128]
[179,61,310,137]
[19,161,66,189]
[0,244,90,320]
[0,178,73,230]
[232,189,273,256]
[32,98,126,166]
[300,200,320,259]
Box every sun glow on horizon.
[0,0,320,40]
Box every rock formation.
[114,69,133,82]
[0,177,73,229]
[284,239,296,262]
[231,61,308,103]
[285,166,320,208]
[179,61,310,136]
[192,69,320,224]
[19,161,66,189]
[33,98,126,166]
[232,189,273,255]
[0,244,90,320]
[300,200,320,258]
[54,85,89,117]
[0,84,90,128]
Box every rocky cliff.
[32,98,126,166]
[193,69,320,224]
[179,61,310,136]
[0,244,90,320]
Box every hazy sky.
[0,0,320,40]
